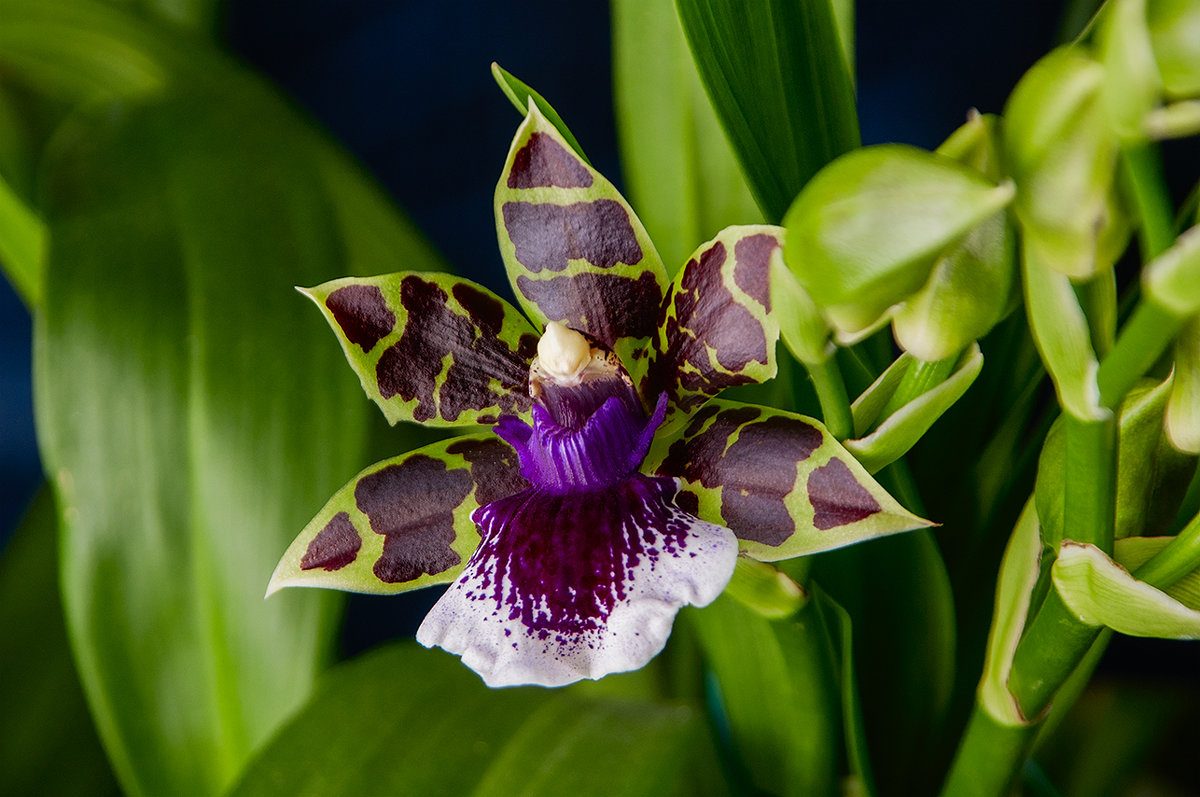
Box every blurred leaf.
[1167,318,1200,452]
[491,63,589,163]
[675,0,860,222]
[1146,0,1200,99]
[231,643,712,797]
[1143,223,1200,319]
[689,595,840,797]
[0,167,43,306]
[611,0,761,272]
[0,489,119,796]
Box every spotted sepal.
[648,399,933,562]
[645,226,783,431]
[267,434,528,596]
[494,103,667,383]
[302,272,540,427]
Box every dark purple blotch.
[472,475,691,643]
[300,512,361,571]
[507,132,593,189]
[648,241,770,410]
[733,233,779,311]
[375,276,533,422]
[326,284,395,352]
[502,200,642,273]
[355,456,473,583]
[660,409,823,546]
[516,271,661,347]
[808,459,881,530]
[445,437,530,506]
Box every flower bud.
[1100,0,1163,142]
[1147,0,1200,99]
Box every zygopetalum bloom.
[269,105,929,687]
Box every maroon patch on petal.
[375,276,531,422]
[733,234,779,311]
[355,456,473,583]
[300,512,361,571]
[808,459,882,530]
[445,437,529,505]
[660,410,822,546]
[651,241,770,409]
[502,200,642,273]
[507,132,593,189]
[326,284,395,352]
[517,271,661,346]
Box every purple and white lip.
[416,323,738,688]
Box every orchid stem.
[806,356,853,440]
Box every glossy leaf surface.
[645,225,782,427]
[495,104,667,380]
[270,435,527,596]
[675,0,860,222]
[304,272,539,427]
[231,644,709,797]
[650,400,932,561]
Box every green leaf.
[1167,317,1200,452]
[611,0,761,272]
[302,272,540,427]
[494,103,668,383]
[783,144,1015,339]
[1022,238,1105,420]
[269,435,526,596]
[644,225,782,428]
[0,490,119,797]
[230,643,709,797]
[0,166,43,306]
[688,596,840,797]
[1053,540,1200,638]
[648,399,933,562]
[490,63,589,163]
[844,344,984,474]
[1005,47,1124,279]
[675,0,860,222]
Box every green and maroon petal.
[646,399,932,561]
[644,226,782,428]
[268,434,528,595]
[494,104,667,383]
[302,272,540,427]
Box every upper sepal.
[268,434,528,596]
[494,103,667,381]
[645,225,783,428]
[302,272,539,427]
[648,399,933,562]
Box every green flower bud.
[783,144,1013,340]
[1144,224,1200,318]
[1100,0,1163,142]
[893,113,1018,361]
[1166,317,1200,453]
[1147,0,1200,99]
[1006,47,1125,279]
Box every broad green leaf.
[494,104,667,383]
[230,643,710,797]
[844,344,984,474]
[648,399,932,562]
[1114,535,1200,610]
[643,225,782,430]
[1143,223,1200,318]
[688,595,840,797]
[1146,0,1200,98]
[783,144,1014,339]
[303,272,539,427]
[490,63,589,163]
[1022,239,1105,420]
[270,435,526,596]
[978,500,1042,726]
[675,0,860,222]
[893,114,1018,361]
[611,0,761,272]
[0,490,119,796]
[1167,316,1200,452]
[0,167,43,306]
[1006,47,1123,278]
[1053,541,1200,637]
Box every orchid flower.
[268,105,929,687]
